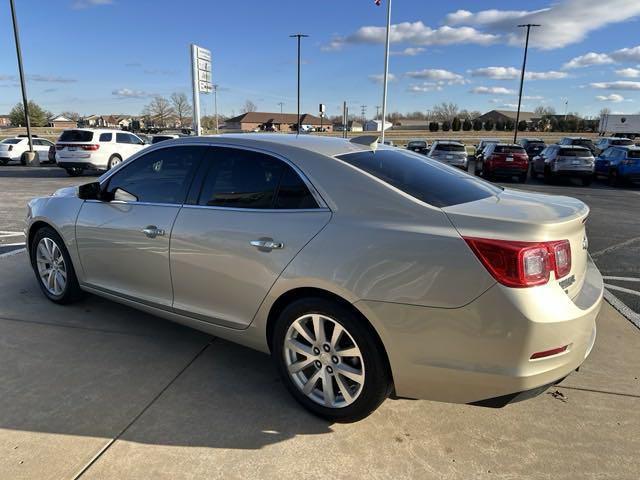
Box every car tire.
[272,297,392,422]
[608,168,621,187]
[65,168,82,177]
[0,158,7,166]
[108,154,122,170]
[543,166,554,184]
[30,226,84,305]
[581,176,593,187]
[518,172,527,183]
[20,152,28,166]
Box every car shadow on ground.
[0,259,333,450]
[0,165,99,178]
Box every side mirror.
[78,182,110,201]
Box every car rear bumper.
[57,161,103,170]
[356,255,603,405]
[487,166,528,176]
[552,169,594,177]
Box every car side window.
[197,147,318,210]
[116,132,132,144]
[104,146,204,204]
[128,133,142,144]
[99,133,112,142]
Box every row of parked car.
[406,136,640,187]
[0,130,187,176]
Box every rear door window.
[435,144,465,152]
[337,149,500,208]
[59,130,93,142]
[116,132,132,144]
[612,139,633,146]
[99,133,112,142]
[560,148,591,157]
[627,150,640,159]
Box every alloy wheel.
[35,237,67,296]
[283,313,365,408]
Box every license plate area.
[506,156,514,162]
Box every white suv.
[55,129,147,176]
[0,136,55,166]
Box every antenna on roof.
[350,135,379,151]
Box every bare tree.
[431,102,460,122]
[241,100,257,113]
[170,92,192,127]
[533,106,556,117]
[144,96,175,127]
[61,111,80,121]
[599,107,611,117]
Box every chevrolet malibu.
[26,134,602,422]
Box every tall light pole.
[213,84,219,134]
[513,23,540,143]
[290,33,308,134]
[10,0,33,156]
[380,0,392,143]
[277,101,285,114]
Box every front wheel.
[608,169,621,187]
[581,176,593,187]
[272,298,391,422]
[30,227,84,304]
[543,166,554,184]
[518,172,527,183]
[65,168,82,177]
[108,155,122,170]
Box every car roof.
[600,136,631,140]
[522,138,543,141]
[613,145,640,150]
[563,136,591,140]
[493,143,523,147]
[433,140,463,144]
[164,133,380,157]
[557,145,589,150]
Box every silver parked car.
[428,140,468,169]
[531,145,595,185]
[26,134,602,421]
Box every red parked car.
[478,143,529,182]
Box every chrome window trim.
[181,204,331,214]
[85,199,180,208]
[98,140,329,210]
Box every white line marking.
[0,231,23,235]
[0,248,26,259]
[591,236,640,258]
[603,276,640,282]
[0,233,24,239]
[604,289,640,330]
[604,284,640,298]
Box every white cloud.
[471,86,516,95]
[563,52,614,69]
[611,45,640,62]
[323,21,499,51]
[445,1,640,50]
[405,69,466,84]
[616,67,640,78]
[112,88,149,98]
[390,47,425,56]
[499,103,525,109]
[72,0,113,9]
[469,66,567,80]
[368,73,397,84]
[0,74,76,83]
[407,83,444,93]
[590,81,640,90]
[596,94,625,102]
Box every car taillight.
[463,237,572,288]
[80,144,99,150]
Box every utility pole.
[213,84,219,134]
[380,0,392,143]
[513,23,540,143]
[360,104,367,123]
[289,33,309,134]
[564,99,569,121]
[376,105,381,120]
[277,101,284,114]
[9,0,33,157]
[343,101,347,139]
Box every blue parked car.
[595,146,640,186]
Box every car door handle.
[142,226,165,238]
[250,239,284,250]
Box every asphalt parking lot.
[0,164,638,479]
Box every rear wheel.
[30,227,84,304]
[273,297,391,422]
[581,176,593,187]
[518,172,527,183]
[0,158,7,166]
[65,168,82,177]
[108,154,122,170]
[20,152,28,165]
[543,166,554,184]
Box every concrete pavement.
[0,251,638,479]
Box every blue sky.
[1,0,640,118]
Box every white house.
[364,119,392,131]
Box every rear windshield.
[560,148,591,157]
[1,138,22,144]
[571,139,594,148]
[434,144,465,152]
[152,136,173,144]
[59,130,94,142]
[627,150,640,159]
[612,139,633,146]
[494,146,526,154]
[408,141,426,148]
[337,150,500,208]
[526,141,544,147]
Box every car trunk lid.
[442,188,590,299]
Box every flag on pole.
[374,0,381,5]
